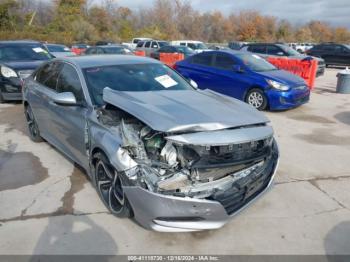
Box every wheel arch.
[243,85,266,101]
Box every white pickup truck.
[122,38,152,50]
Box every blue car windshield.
[236,53,277,72]
[84,63,194,106]
[0,44,52,61]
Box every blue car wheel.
[246,88,268,111]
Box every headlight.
[1,66,18,78]
[266,79,290,91]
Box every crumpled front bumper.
[123,145,279,232]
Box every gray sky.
[112,0,350,28]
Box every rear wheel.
[25,105,43,142]
[246,88,268,111]
[93,152,132,218]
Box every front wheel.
[93,152,133,218]
[0,91,4,104]
[246,89,268,111]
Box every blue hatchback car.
[174,50,310,110]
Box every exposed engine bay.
[97,104,276,200]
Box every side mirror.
[52,92,77,106]
[189,79,198,89]
[232,65,244,73]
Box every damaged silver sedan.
[23,55,279,232]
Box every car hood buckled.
[103,88,269,132]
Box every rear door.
[180,52,215,90]
[48,63,89,168]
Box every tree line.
[0,0,349,45]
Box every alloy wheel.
[248,91,264,109]
[25,106,41,141]
[95,160,125,214]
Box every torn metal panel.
[165,126,274,146]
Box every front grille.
[295,95,309,104]
[190,137,272,168]
[208,149,278,215]
[179,137,273,182]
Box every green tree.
[0,0,18,30]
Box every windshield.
[177,46,194,54]
[0,44,52,61]
[104,47,131,54]
[237,53,277,72]
[158,41,169,47]
[47,45,70,52]
[279,45,301,56]
[84,63,194,106]
[189,43,207,50]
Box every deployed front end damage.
[97,101,279,232]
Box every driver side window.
[56,64,84,102]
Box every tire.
[24,105,43,142]
[0,91,4,104]
[92,152,133,218]
[246,88,268,111]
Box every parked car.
[84,45,133,55]
[241,43,325,77]
[228,41,247,50]
[122,37,152,50]
[170,40,210,53]
[150,45,195,60]
[23,55,279,232]
[135,40,169,56]
[45,44,75,58]
[71,44,90,55]
[95,41,116,46]
[0,40,52,103]
[294,43,313,53]
[208,45,230,51]
[306,43,350,67]
[174,50,310,111]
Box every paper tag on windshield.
[32,47,46,53]
[155,75,178,88]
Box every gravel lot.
[0,68,349,255]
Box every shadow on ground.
[31,213,118,257]
[324,221,350,258]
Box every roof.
[46,43,66,47]
[0,40,42,45]
[244,43,285,46]
[94,45,125,48]
[171,40,203,43]
[57,54,161,68]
